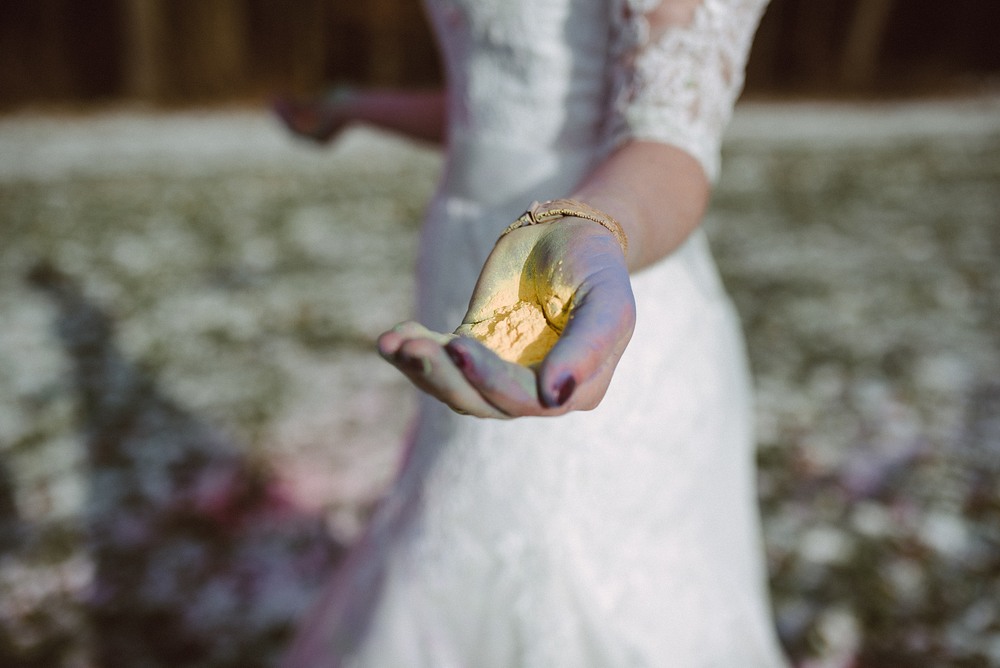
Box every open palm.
[378,218,636,418]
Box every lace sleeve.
[607,0,769,181]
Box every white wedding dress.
[287,0,787,665]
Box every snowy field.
[0,98,998,666]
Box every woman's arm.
[569,141,710,272]
[337,89,447,144]
[273,89,447,145]
[377,142,709,417]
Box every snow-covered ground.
[1,98,998,666]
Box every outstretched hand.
[378,218,636,418]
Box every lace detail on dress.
[608,0,769,181]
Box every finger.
[377,321,454,360]
[446,336,611,415]
[537,267,636,408]
[444,337,555,417]
[394,337,508,419]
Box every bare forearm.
[344,89,447,144]
[570,141,710,271]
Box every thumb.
[536,268,635,408]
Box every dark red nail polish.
[446,345,469,372]
[554,375,576,407]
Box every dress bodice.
[425,0,611,153]
[424,0,770,182]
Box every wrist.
[565,192,643,264]
[500,199,629,257]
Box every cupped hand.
[378,218,636,418]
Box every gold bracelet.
[499,199,629,256]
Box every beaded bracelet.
[499,199,629,256]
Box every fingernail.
[446,345,469,372]
[401,355,429,376]
[553,375,576,407]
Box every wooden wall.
[1,0,997,109]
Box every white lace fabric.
[608,0,770,180]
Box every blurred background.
[1,2,999,668]
[1,0,1000,108]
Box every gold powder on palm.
[468,300,560,366]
